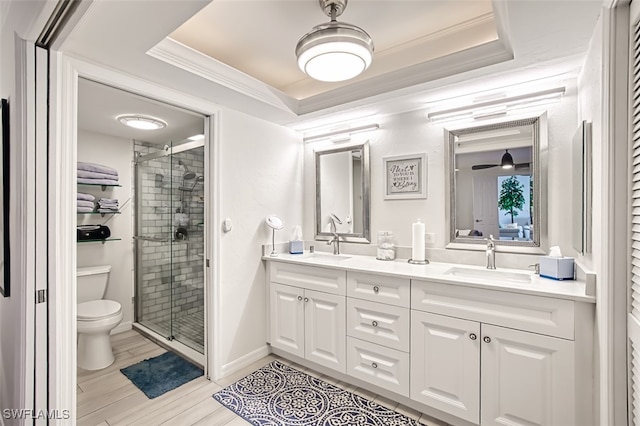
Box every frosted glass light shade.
[117,114,167,130]
[296,21,374,82]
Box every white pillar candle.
[412,219,425,261]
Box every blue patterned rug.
[121,351,203,399]
[213,360,422,425]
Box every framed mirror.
[571,120,592,254]
[445,116,542,249]
[315,142,370,243]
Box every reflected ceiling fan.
[471,149,530,171]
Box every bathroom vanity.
[264,253,595,426]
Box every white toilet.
[77,265,123,370]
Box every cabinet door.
[270,283,304,358]
[481,324,574,426]
[411,310,480,424]
[304,289,346,373]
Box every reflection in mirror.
[315,143,370,243]
[446,117,541,248]
[571,120,592,254]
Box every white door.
[304,289,346,373]
[472,173,499,238]
[481,324,574,426]
[269,283,304,357]
[410,311,480,424]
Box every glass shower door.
[134,141,205,354]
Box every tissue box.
[539,256,575,280]
[289,240,303,254]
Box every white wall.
[76,129,134,330]
[218,108,302,372]
[304,80,579,268]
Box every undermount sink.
[444,266,532,284]
[304,252,352,261]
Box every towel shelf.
[78,182,121,191]
[77,238,122,244]
[77,211,120,217]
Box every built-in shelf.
[78,182,121,191]
[77,211,120,217]
[77,238,122,244]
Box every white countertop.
[263,252,595,303]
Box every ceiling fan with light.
[471,149,530,171]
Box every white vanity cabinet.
[411,279,586,426]
[268,262,347,373]
[265,257,594,426]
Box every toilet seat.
[78,300,122,321]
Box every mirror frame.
[445,116,544,251]
[315,142,371,243]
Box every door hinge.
[206,259,210,268]
[36,289,47,304]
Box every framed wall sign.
[1,98,9,297]
[383,153,427,200]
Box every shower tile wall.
[134,141,205,350]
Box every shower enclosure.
[133,139,205,356]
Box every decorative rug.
[120,351,203,399]
[213,360,422,425]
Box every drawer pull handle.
[304,297,309,303]
[483,336,491,343]
[373,286,379,293]
[371,362,378,369]
[372,320,378,327]
[469,333,477,340]
[297,296,303,301]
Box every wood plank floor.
[77,329,448,426]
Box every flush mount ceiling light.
[296,0,374,82]
[117,114,167,130]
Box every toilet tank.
[77,265,111,303]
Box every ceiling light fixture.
[427,87,566,123]
[117,114,167,130]
[296,0,374,82]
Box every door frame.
[54,54,222,422]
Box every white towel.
[77,200,95,209]
[77,170,119,181]
[77,162,118,177]
[77,192,95,202]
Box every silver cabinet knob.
[373,286,380,294]
[371,362,378,369]
[469,333,477,340]
[304,297,309,303]
[483,336,491,343]
[297,296,303,301]
[372,320,378,327]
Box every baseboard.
[111,321,132,335]
[220,345,270,378]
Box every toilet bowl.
[77,266,123,370]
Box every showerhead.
[178,160,196,179]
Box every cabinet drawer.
[347,271,410,307]
[346,337,409,397]
[347,298,409,352]
[270,262,346,295]
[412,280,575,340]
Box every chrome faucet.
[486,235,496,269]
[328,214,342,255]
